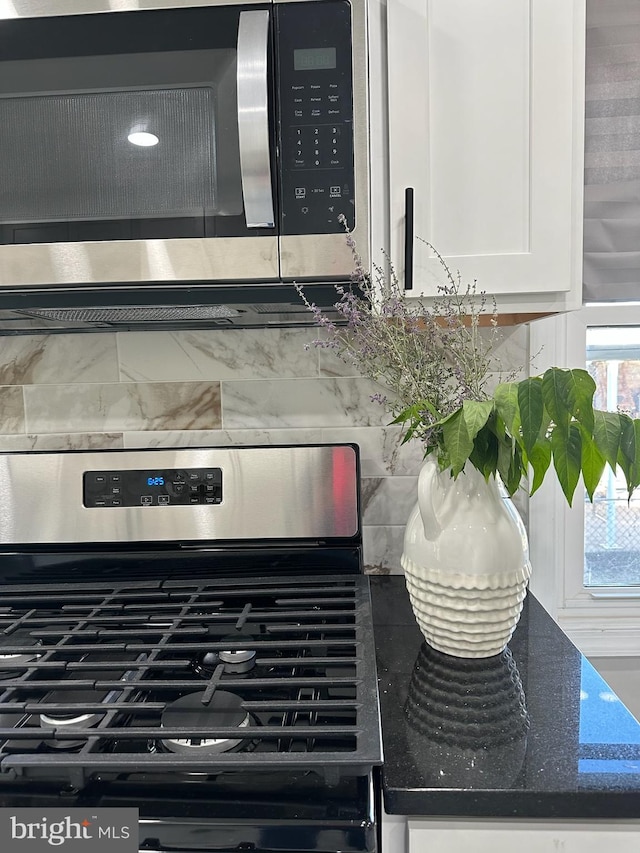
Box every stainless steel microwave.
[0,0,368,333]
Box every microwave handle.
[237,10,275,229]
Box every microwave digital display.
[294,47,337,71]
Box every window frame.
[528,306,640,657]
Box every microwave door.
[0,3,279,289]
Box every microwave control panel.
[276,1,355,234]
[83,468,223,508]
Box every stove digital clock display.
[83,467,223,508]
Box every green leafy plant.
[296,221,640,506]
[395,367,637,506]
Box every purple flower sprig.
[295,219,519,458]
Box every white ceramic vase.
[401,456,531,658]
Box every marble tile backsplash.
[0,324,529,571]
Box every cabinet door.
[408,821,640,853]
[388,0,585,303]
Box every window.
[585,326,640,589]
[528,307,640,657]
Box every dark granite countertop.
[370,575,640,819]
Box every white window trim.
[528,307,640,658]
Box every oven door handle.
[237,10,275,229]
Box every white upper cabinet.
[387,0,586,313]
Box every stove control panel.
[83,468,223,508]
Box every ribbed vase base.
[401,554,531,658]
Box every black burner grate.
[0,575,381,787]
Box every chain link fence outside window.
[585,494,640,586]
[585,338,640,588]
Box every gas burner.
[219,646,256,669]
[160,690,252,755]
[194,627,258,675]
[0,630,41,680]
[39,689,105,750]
[196,644,257,676]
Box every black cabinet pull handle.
[404,187,414,291]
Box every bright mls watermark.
[0,809,138,851]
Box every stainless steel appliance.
[0,0,369,334]
[0,444,382,852]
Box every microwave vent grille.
[16,306,241,324]
[251,303,310,314]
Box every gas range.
[0,445,382,853]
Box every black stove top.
[0,574,380,790]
